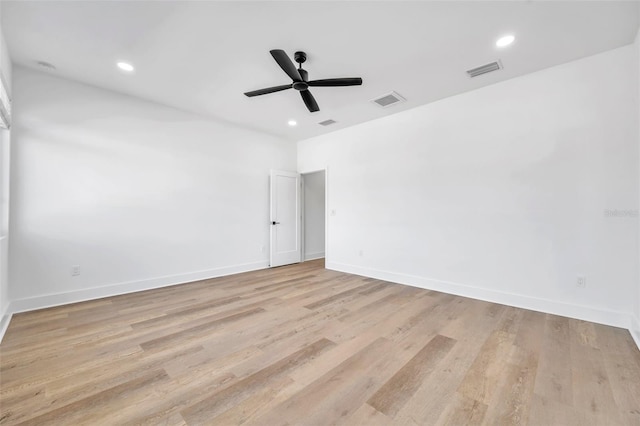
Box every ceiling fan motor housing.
[293,81,308,91]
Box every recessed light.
[288,120,297,127]
[496,35,515,48]
[117,61,135,72]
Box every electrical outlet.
[71,265,80,276]
[576,275,586,288]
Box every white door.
[270,170,301,267]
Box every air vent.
[318,119,337,126]
[372,91,406,108]
[0,74,11,129]
[36,61,57,71]
[466,61,502,78]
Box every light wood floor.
[1,260,639,425]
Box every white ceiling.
[2,1,639,142]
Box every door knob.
[272,221,280,225]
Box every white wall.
[0,0,12,338]
[9,67,295,310]
[635,26,640,346]
[303,170,325,260]
[299,45,638,329]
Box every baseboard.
[631,315,640,352]
[8,260,269,316]
[326,261,632,330]
[0,309,11,344]
[304,251,325,261]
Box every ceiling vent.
[318,119,337,126]
[36,60,57,71]
[372,91,405,108]
[466,61,502,78]
[0,74,11,129]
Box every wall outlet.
[71,265,80,276]
[576,275,586,288]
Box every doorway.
[302,170,326,261]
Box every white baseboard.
[326,261,632,330]
[304,251,325,261]
[7,260,269,317]
[631,315,640,352]
[0,310,11,344]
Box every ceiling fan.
[244,49,363,113]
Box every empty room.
[1,1,640,425]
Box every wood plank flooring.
[1,259,639,425]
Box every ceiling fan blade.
[244,84,292,97]
[270,49,302,82]
[308,78,363,87]
[300,90,319,113]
